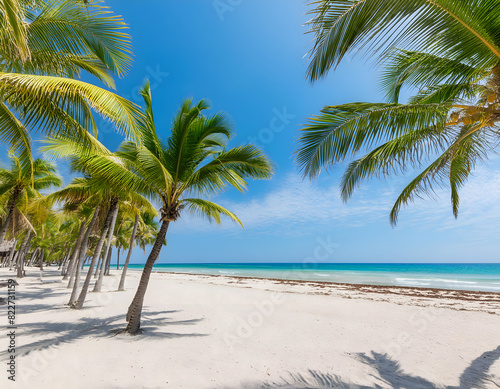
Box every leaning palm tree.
[0,0,142,168]
[0,152,62,244]
[43,134,156,307]
[44,82,273,332]
[297,0,500,224]
[110,83,274,334]
[118,209,159,291]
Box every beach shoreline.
[150,269,500,301]
[1,267,499,388]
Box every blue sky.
[38,0,500,263]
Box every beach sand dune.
[0,268,499,388]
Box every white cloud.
[176,173,394,233]
[175,159,500,239]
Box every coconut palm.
[297,0,500,224]
[0,152,62,244]
[88,82,273,334]
[43,134,156,307]
[44,82,273,331]
[0,0,142,168]
[47,176,117,305]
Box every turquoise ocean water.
[127,263,500,292]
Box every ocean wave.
[395,279,432,286]
[395,277,477,284]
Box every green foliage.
[0,0,141,170]
[298,0,500,224]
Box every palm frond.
[306,0,500,81]
[296,102,449,177]
[181,198,243,227]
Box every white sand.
[1,267,499,388]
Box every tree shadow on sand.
[1,309,207,358]
[229,346,500,389]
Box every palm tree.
[43,82,273,332]
[297,0,500,224]
[118,209,159,291]
[43,134,156,307]
[0,0,142,168]
[0,152,62,244]
[106,83,274,334]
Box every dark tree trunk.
[0,188,21,245]
[60,246,72,275]
[73,200,117,309]
[7,240,17,269]
[94,253,103,278]
[116,248,120,270]
[64,221,86,281]
[118,215,139,292]
[94,203,118,292]
[16,231,31,278]
[104,246,112,276]
[68,206,100,306]
[125,220,169,334]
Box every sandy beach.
[1,267,499,389]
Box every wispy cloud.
[176,159,500,239]
[176,173,394,233]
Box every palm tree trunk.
[30,247,40,267]
[7,239,17,269]
[73,200,116,309]
[16,231,31,278]
[64,221,86,281]
[125,220,169,334]
[116,248,120,270]
[93,204,118,292]
[39,248,45,270]
[60,247,72,275]
[104,246,112,276]
[22,236,33,276]
[0,188,21,245]
[68,206,100,306]
[94,254,103,278]
[118,215,139,292]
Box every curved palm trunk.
[118,214,139,292]
[93,204,118,292]
[16,231,31,278]
[73,200,116,309]
[30,247,40,267]
[0,188,21,245]
[104,246,112,276]
[64,221,86,281]
[68,206,100,306]
[7,239,17,269]
[60,247,72,275]
[125,220,169,334]
[94,255,102,278]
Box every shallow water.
[127,263,500,292]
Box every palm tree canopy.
[44,82,273,227]
[0,152,62,238]
[0,0,142,169]
[298,0,500,225]
[116,82,274,226]
[0,152,62,198]
[305,0,500,81]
